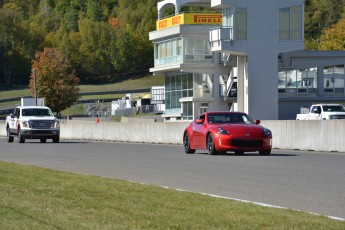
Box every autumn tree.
[318,18,345,50]
[29,47,80,114]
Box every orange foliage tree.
[29,48,80,114]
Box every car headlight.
[262,128,272,138]
[52,120,60,128]
[218,127,230,135]
[22,120,31,128]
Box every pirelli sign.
[157,13,222,30]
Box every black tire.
[206,133,217,155]
[17,127,25,143]
[53,136,60,143]
[259,150,271,155]
[183,133,195,154]
[7,127,14,143]
[40,139,47,143]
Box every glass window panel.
[278,71,287,94]
[286,70,297,94]
[177,38,182,55]
[182,75,188,90]
[172,40,176,56]
[324,66,334,94]
[176,74,182,90]
[182,90,187,97]
[185,37,194,55]
[165,92,171,109]
[291,5,302,40]
[235,8,247,40]
[188,89,193,97]
[156,43,160,59]
[279,7,290,40]
[334,65,345,94]
[171,75,176,91]
[204,40,211,55]
[166,40,171,57]
[165,76,171,91]
[171,91,176,109]
[176,91,181,108]
[188,73,193,89]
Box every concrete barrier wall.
[261,120,345,152]
[1,120,344,153]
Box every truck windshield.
[22,108,53,116]
[323,106,345,112]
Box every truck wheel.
[17,127,25,143]
[7,127,14,143]
[53,136,60,143]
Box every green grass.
[0,75,164,100]
[0,161,344,229]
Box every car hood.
[218,124,264,137]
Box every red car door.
[192,114,206,149]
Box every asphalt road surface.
[0,138,344,220]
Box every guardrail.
[0,120,344,153]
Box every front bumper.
[20,129,60,139]
[215,134,272,152]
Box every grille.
[232,140,263,148]
[31,120,52,129]
[331,115,345,119]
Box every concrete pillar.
[317,66,324,96]
[237,56,247,113]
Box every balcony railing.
[154,54,212,68]
[209,26,234,47]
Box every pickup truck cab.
[6,106,60,143]
[296,104,345,120]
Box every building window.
[278,68,317,96]
[165,73,193,115]
[155,37,183,67]
[182,102,193,120]
[222,7,233,27]
[279,5,302,40]
[235,7,247,40]
[200,103,208,114]
[324,65,345,96]
[184,37,212,63]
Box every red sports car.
[183,112,272,155]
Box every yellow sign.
[157,13,222,30]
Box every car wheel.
[7,126,14,143]
[40,139,47,143]
[53,136,60,143]
[235,151,244,155]
[183,133,196,154]
[259,150,271,155]
[17,127,25,143]
[207,133,217,155]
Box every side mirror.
[10,113,14,119]
[254,119,261,125]
[196,119,204,124]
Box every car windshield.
[323,105,345,112]
[207,113,254,124]
[22,108,53,117]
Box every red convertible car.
[183,112,272,155]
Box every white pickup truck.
[296,104,345,120]
[6,106,60,143]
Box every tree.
[29,47,80,113]
[304,0,345,49]
[319,18,345,50]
